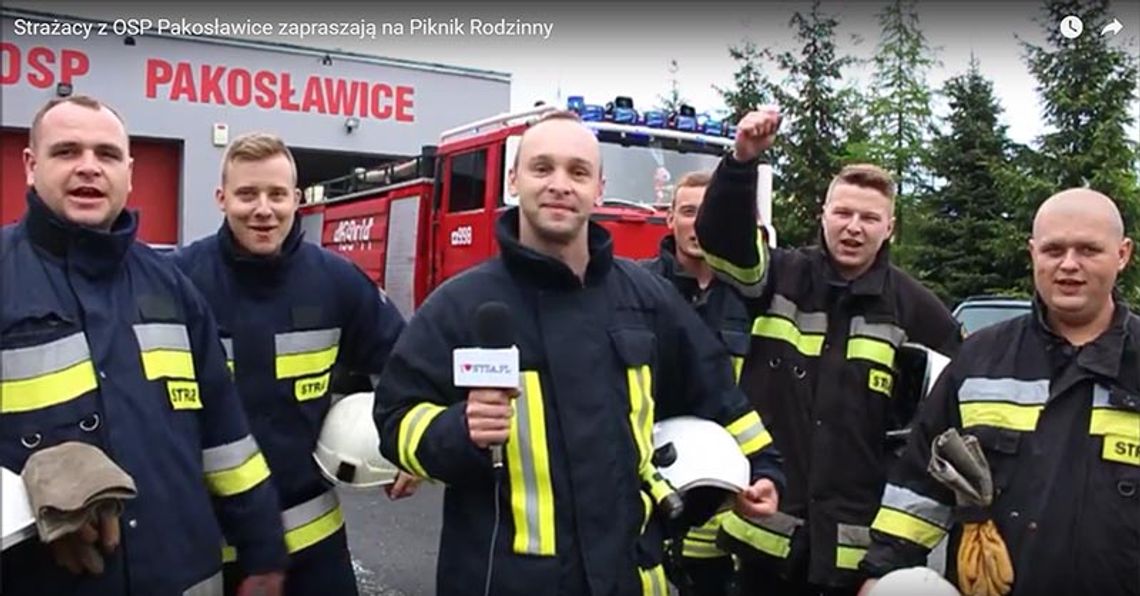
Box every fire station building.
[0,7,510,247]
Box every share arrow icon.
[1101,18,1124,37]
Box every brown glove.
[47,502,121,575]
[236,571,285,596]
[21,442,136,543]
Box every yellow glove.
[957,521,1013,596]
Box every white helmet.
[2,467,36,550]
[652,416,750,527]
[868,567,959,596]
[313,392,400,488]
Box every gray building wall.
[1,9,509,243]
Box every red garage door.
[1,129,181,245]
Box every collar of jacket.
[1032,292,1132,381]
[23,188,137,278]
[655,233,710,297]
[217,216,304,277]
[496,207,614,290]
[814,226,891,296]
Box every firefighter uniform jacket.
[0,192,286,595]
[642,235,754,562]
[694,156,962,588]
[374,208,785,596]
[861,300,1140,595]
[172,220,405,566]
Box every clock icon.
[1060,15,1084,39]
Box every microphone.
[453,302,519,469]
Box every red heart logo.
[464,364,472,371]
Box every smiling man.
[694,110,963,596]
[373,111,785,596]
[858,189,1137,595]
[171,132,410,596]
[1,95,287,596]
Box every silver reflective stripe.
[516,379,542,554]
[881,484,952,529]
[274,328,341,355]
[732,418,768,447]
[202,435,260,474]
[1093,384,1112,407]
[849,317,906,346]
[647,566,665,596]
[1,332,90,380]
[836,523,871,547]
[769,294,828,334]
[134,323,191,351]
[183,569,222,596]
[959,377,1049,405]
[220,338,234,360]
[746,510,804,536]
[283,490,340,531]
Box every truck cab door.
[434,145,498,287]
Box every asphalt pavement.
[341,481,444,596]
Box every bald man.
[855,189,1138,595]
[372,110,784,596]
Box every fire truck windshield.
[597,138,724,207]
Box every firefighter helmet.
[313,392,400,487]
[868,567,959,596]
[2,466,36,550]
[651,416,750,528]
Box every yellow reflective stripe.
[836,545,867,570]
[628,367,652,470]
[732,356,744,384]
[140,349,195,381]
[645,471,674,504]
[726,411,773,456]
[507,371,555,556]
[1103,435,1140,466]
[752,316,824,356]
[870,507,946,549]
[846,337,895,368]
[638,564,669,596]
[683,539,727,559]
[167,380,202,410]
[959,402,1042,432]
[868,369,893,397]
[397,403,445,479]
[284,505,344,554]
[275,346,339,379]
[0,360,98,413]
[204,452,271,497]
[1090,408,1140,440]
[704,236,769,286]
[221,545,236,563]
[640,491,653,534]
[721,512,792,558]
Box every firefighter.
[0,95,287,595]
[695,109,963,595]
[171,132,413,596]
[373,110,785,596]
[642,170,753,596]
[858,189,1138,596]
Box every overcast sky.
[8,1,1140,144]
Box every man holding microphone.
[373,111,784,596]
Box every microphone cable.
[483,462,504,596]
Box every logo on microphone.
[453,347,520,389]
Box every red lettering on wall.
[145,58,172,98]
[370,84,392,119]
[199,65,225,105]
[253,70,276,108]
[279,73,299,112]
[396,85,415,122]
[301,76,326,114]
[227,69,250,107]
[1,45,92,89]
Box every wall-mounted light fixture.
[321,54,333,66]
[56,82,73,97]
[345,117,360,133]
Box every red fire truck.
[297,98,773,317]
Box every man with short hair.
[172,132,411,595]
[642,170,753,596]
[374,111,785,596]
[857,189,1138,596]
[696,109,962,595]
[1,95,287,595]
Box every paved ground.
[341,482,443,596]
